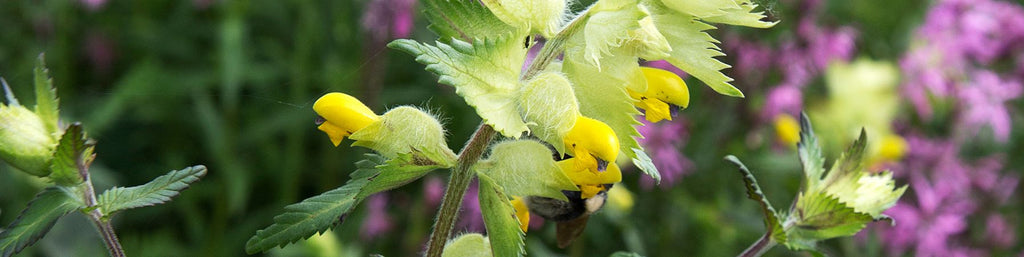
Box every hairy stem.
[424,7,591,257]
[78,157,126,257]
[738,231,776,257]
[425,124,496,257]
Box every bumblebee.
[523,185,612,248]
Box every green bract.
[442,234,493,257]
[350,106,457,167]
[474,140,578,201]
[482,0,566,37]
[517,71,579,153]
[0,103,55,177]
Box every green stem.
[423,7,591,257]
[424,124,496,257]
[738,230,776,257]
[78,163,126,257]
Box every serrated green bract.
[814,130,906,218]
[97,165,207,217]
[349,106,457,167]
[475,140,578,201]
[798,113,826,189]
[442,233,493,257]
[657,0,740,18]
[477,173,525,257]
[724,156,786,244]
[423,0,518,42]
[581,1,646,67]
[0,187,83,257]
[33,54,59,136]
[631,148,661,183]
[357,153,443,199]
[481,0,565,37]
[389,35,530,138]
[518,71,579,153]
[245,155,383,254]
[785,192,872,250]
[48,123,92,186]
[648,3,743,97]
[699,0,778,28]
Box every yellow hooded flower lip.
[557,159,622,199]
[510,196,530,232]
[563,116,619,173]
[312,92,379,146]
[629,67,690,122]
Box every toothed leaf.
[725,156,786,244]
[649,4,743,97]
[0,187,83,257]
[422,0,518,42]
[477,173,526,257]
[357,153,443,199]
[97,165,207,217]
[48,123,92,186]
[32,54,59,135]
[389,34,530,137]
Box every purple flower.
[762,85,803,120]
[423,176,445,208]
[361,0,416,42]
[636,119,693,189]
[958,71,1022,141]
[360,194,394,240]
[80,0,106,11]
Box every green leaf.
[97,165,207,217]
[700,0,778,28]
[797,112,826,190]
[631,148,661,183]
[442,233,493,257]
[481,0,566,37]
[659,0,741,18]
[581,2,645,67]
[786,192,872,250]
[724,155,786,244]
[357,153,442,199]
[422,0,518,42]
[389,34,530,138]
[33,54,59,135]
[649,4,743,97]
[0,187,84,257]
[48,123,92,186]
[476,140,578,201]
[245,155,383,254]
[477,173,525,257]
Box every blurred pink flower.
[959,71,1022,141]
[457,181,484,232]
[80,0,106,11]
[360,194,394,240]
[423,176,445,208]
[362,0,416,42]
[636,119,693,189]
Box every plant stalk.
[738,231,776,257]
[424,124,496,257]
[78,155,126,257]
[423,7,591,257]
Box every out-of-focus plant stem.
[77,155,125,257]
[422,8,590,257]
[738,231,776,257]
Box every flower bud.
[629,67,690,122]
[563,116,619,173]
[350,106,457,167]
[312,92,380,146]
[0,103,57,176]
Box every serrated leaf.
[563,37,647,164]
[245,155,383,254]
[97,165,207,217]
[658,0,741,18]
[389,35,530,137]
[0,187,84,257]
[649,5,743,97]
[476,140,578,201]
[582,2,646,67]
[798,112,826,190]
[787,192,872,249]
[357,153,442,199]
[32,54,59,135]
[477,173,525,257]
[700,0,778,28]
[631,148,661,183]
[48,123,92,186]
[724,155,786,244]
[423,0,518,42]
